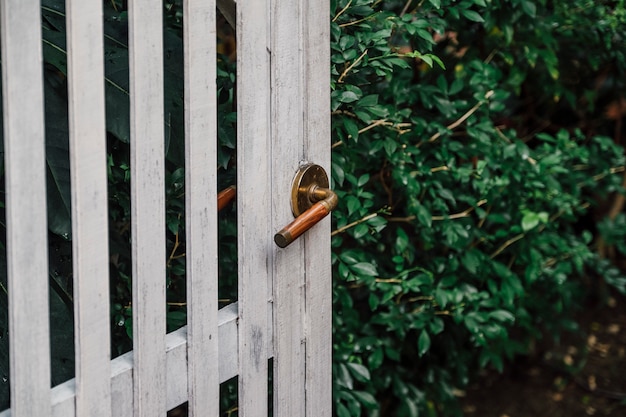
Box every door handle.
[274,164,338,248]
[217,185,237,211]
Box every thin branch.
[359,119,392,134]
[490,233,525,259]
[339,16,372,28]
[331,118,411,148]
[484,48,498,64]
[423,91,494,145]
[332,0,352,22]
[477,204,491,229]
[400,0,412,16]
[332,213,379,236]
[167,230,182,267]
[375,278,403,284]
[432,199,488,221]
[592,166,625,182]
[576,166,625,187]
[406,296,434,303]
[387,199,488,223]
[435,310,453,316]
[488,207,572,259]
[338,49,368,83]
[608,168,626,219]
[494,125,512,144]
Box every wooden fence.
[0,0,330,415]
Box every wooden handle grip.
[274,202,331,248]
[217,186,236,211]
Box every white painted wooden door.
[237,0,332,416]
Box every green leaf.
[418,329,431,356]
[352,391,378,409]
[350,262,378,277]
[520,1,536,18]
[368,346,384,369]
[344,118,359,140]
[353,223,369,239]
[332,161,345,185]
[489,309,515,323]
[521,211,548,231]
[336,402,351,417]
[460,9,484,22]
[358,94,379,107]
[461,251,480,274]
[337,363,354,389]
[347,362,371,382]
[339,90,360,103]
[414,203,432,228]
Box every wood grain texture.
[237,0,271,414]
[183,1,219,416]
[128,0,167,415]
[0,304,261,417]
[66,1,112,415]
[274,203,331,248]
[0,1,51,416]
[270,0,306,415]
[302,0,332,414]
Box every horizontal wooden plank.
[0,303,273,417]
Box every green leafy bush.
[330,0,626,415]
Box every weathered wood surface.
[270,0,306,413]
[0,1,51,416]
[66,0,112,415]
[302,0,333,415]
[0,0,331,415]
[0,303,253,417]
[237,0,271,415]
[128,0,167,415]
[270,0,332,415]
[183,0,220,416]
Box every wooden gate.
[0,0,330,415]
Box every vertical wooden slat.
[303,0,332,415]
[237,0,271,414]
[128,0,167,415]
[0,1,51,416]
[270,0,306,415]
[66,0,112,415]
[183,0,219,416]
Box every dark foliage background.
[329,0,626,415]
